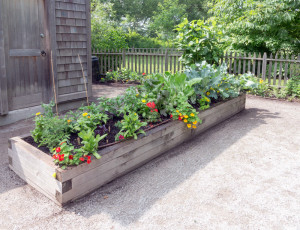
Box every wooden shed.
[0,0,92,126]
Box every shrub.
[175,19,223,66]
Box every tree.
[91,2,128,50]
[209,0,300,54]
[151,0,187,40]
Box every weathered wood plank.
[268,53,273,84]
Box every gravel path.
[0,95,299,230]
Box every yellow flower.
[192,125,197,129]
[210,87,213,90]
[218,84,220,87]
[193,121,197,125]
[83,113,88,117]
[206,92,210,96]
[142,99,146,103]
[179,113,182,116]
[184,115,188,118]
[184,119,188,123]
[206,98,210,102]
[67,119,71,123]
[136,94,139,97]
[36,112,41,116]
[190,113,195,117]
[217,91,220,93]
[259,79,263,84]
[134,113,137,116]
[52,172,57,178]
[40,115,43,118]
[87,116,90,118]
[226,88,229,91]
[187,124,191,128]
[176,110,179,113]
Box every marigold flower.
[67,119,71,123]
[176,110,179,113]
[87,116,90,118]
[259,79,263,84]
[142,99,146,103]
[187,124,191,128]
[192,125,197,129]
[36,112,41,116]
[193,121,197,125]
[69,155,73,160]
[179,113,182,116]
[56,147,61,153]
[190,113,195,117]
[52,154,58,160]
[206,92,210,96]
[184,119,188,123]
[184,115,188,118]
[206,98,210,102]
[83,112,88,117]
[178,116,183,121]
[119,135,125,140]
[79,157,85,162]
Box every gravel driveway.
[0,95,299,229]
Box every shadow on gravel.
[62,108,281,226]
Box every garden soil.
[0,91,300,229]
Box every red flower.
[52,154,58,159]
[69,155,73,160]
[146,102,156,109]
[87,159,91,164]
[178,116,183,121]
[119,135,124,140]
[87,156,91,160]
[150,110,153,113]
[79,157,85,162]
[142,73,146,76]
[59,154,64,162]
[154,109,158,112]
[170,114,173,118]
[56,147,61,153]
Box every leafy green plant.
[199,96,210,111]
[115,112,147,140]
[105,68,142,83]
[285,75,300,98]
[175,19,223,66]
[76,128,107,159]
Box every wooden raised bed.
[8,94,246,206]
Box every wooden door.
[1,0,49,111]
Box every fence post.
[165,49,168,72]
[122,48,126,68]
[262,52,267,81]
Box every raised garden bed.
[8,94,245,206]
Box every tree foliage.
[209,0,300,54]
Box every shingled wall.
[55,0,92,103]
